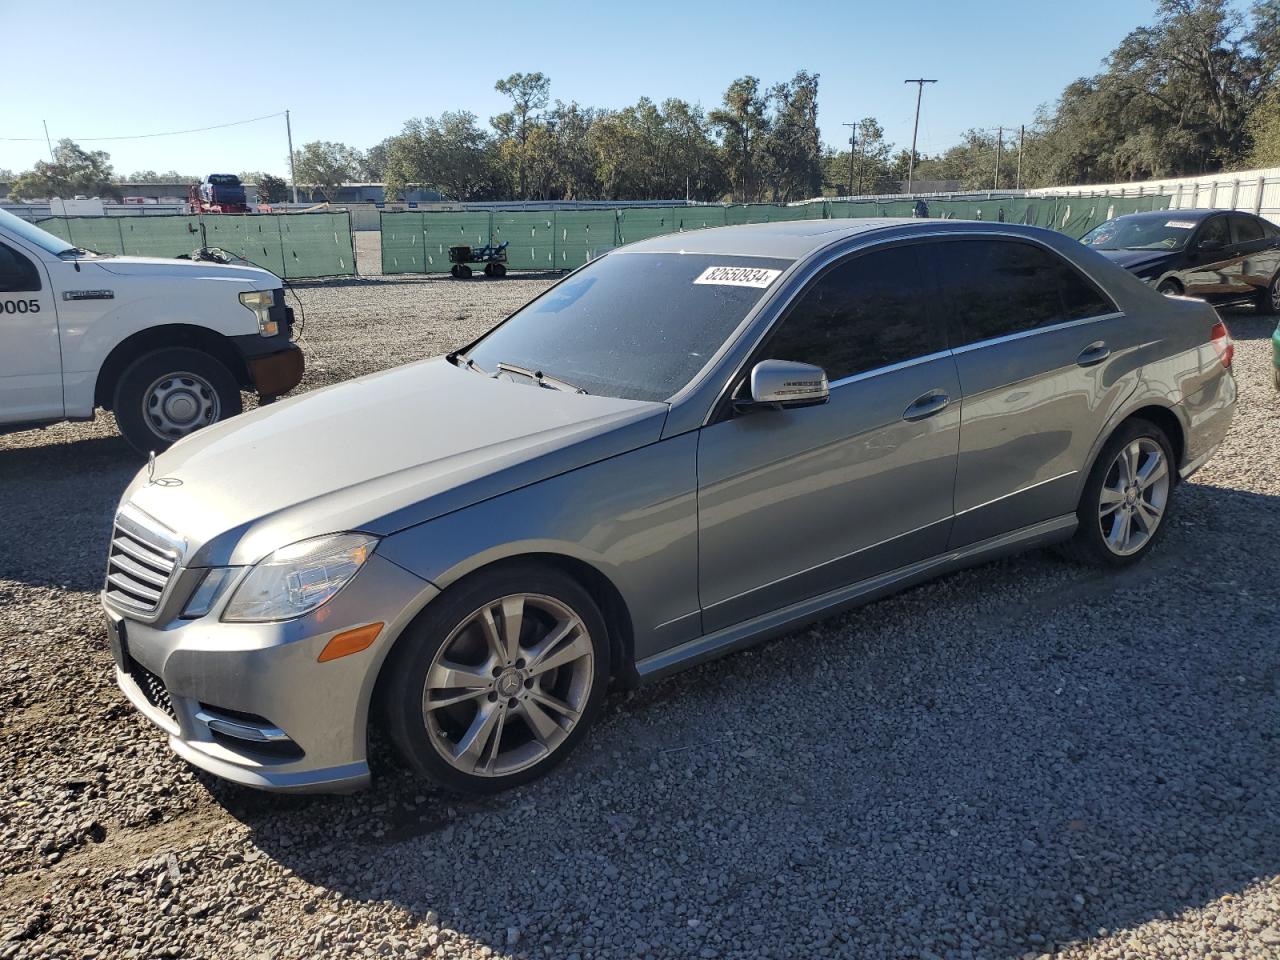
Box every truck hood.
[123,357,667,567]
[99,255,278,288]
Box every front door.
[0,240,61,425]
[696,242,961,633]
[921,236,1135,547]
[1182,214,1244,303]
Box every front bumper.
[104,554,437,793]
[245,344,304,399]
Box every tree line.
[6,1,1276,204]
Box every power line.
[0,111,287,143]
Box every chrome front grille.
[105,510,182,617]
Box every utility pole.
[993,126,1003,191]
[41,120,56,164]
[1016,124,1025,190]
[285,109,298,205]
[904,79,937,194]
[842,122,856,197]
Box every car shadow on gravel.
[0,435,138,590]
[205,485,1280,958]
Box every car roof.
[1107,208,1242,224]
[617,217,1061,260]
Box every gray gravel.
[2,241,1278,959]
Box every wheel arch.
[1082,401,1187,495]
[95,324,250,410]
[365,550,639,761]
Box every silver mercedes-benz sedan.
[102,219,1236,794]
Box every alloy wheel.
[1098,438,1169,556]
[143,371,220,439]
[422,593,595,777]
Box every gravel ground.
[2,234,1278,959]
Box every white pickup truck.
[0,208,303,452]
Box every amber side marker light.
[318,622,384,662]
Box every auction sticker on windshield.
[1165,220,1197,229]
[693,265,782,288]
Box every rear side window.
[927,238,1115,346]
[0,242,41,293]
[1264,220,1280,239]
[764,244,945,381]
[1230,214,1265,244]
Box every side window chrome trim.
[951,311,1124,355]
[828,348,956,389]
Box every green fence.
[36,212,356,279]
[379,194,1173,275]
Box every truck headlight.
[239,289,279,337]
[221,533,378,623]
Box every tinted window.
[928,238,1115,346]
[763,244,944,381]
[467,253,792,402]
[1198,216,1230,247]
[1231,214,1265,244]
[1264,220,1280,239]
[0,243,40,293]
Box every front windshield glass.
[0,207,76,256]
[465,252,792,402]
[1082,216,1196,251]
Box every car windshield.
[0,207,78,256]
[464,252,792,402]
[1082,216,1196,251]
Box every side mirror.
[1197,238,1225,253]
[737,359,830,412]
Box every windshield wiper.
[451,352,488,376]
[493,361,588,394]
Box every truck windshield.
[0,207,76,256]
[464,251,792,402]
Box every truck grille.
[105,514,180,616]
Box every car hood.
[98,255,278,288]
[1095,249,1178,276]
[123,357,667,567]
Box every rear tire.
[112,347,241,454]
[1156,279,1182,297]
[1257,272,1280,315]
[381,562,610,795]
[1060,418,1176,567]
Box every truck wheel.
[491,262,507,278]
[113,347,242,454]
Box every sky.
[1,0,1162,180]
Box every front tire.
[112,347,242,454]
[381,563,610,794]
[1156,279,1183,297]
[1062,418,1175,567]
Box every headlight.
[221,533,378,623]
[239,289,279,337]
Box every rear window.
[466,252,792,402]
[927,238,1116,346]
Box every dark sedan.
[1081,209,1280,314]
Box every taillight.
[1210,320,1234,369]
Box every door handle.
[902,391,950,422]
[1076,341,1110,367]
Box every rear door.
[1229,213,1280,303]
[0,239,62,424]
[696,242,961,632]
[924,236,1131,548]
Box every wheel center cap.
[1124,484,1138,506]
[496,670,523,697]
[165,392,199,422]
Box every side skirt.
[635,514,1078,682]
